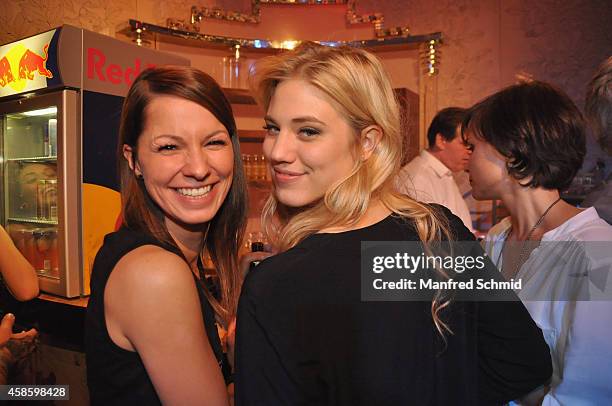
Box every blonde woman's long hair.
[253,42,453,336]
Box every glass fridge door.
[1,90,81,297]
[3,104,59,278]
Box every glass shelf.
[8,217,59,225]
[6,156,58,162]
[239,130,266,142]
[37,272,60,280]
[126,19,443,52]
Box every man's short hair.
[463,80,586,191]
[427,107,467,148]
[585,56,612,151]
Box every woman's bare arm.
[0,225,39,301]
[104,245,229,406]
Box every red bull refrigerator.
[0,25,189,297]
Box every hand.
[0,313,37,348]
[0,313,14,347]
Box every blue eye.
[299,127,320,137]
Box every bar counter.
[3,290,89,405]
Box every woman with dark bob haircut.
[86,66,247,405]
[466,80,612,404]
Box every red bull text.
[87,47,155,86]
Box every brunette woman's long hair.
[117,66,247,326]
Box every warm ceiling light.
[281,40,298,50]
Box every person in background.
[85,66,247,405]
[581,56,612,223]
[0,312,38,384]
[0,224,39,384]
[0,314,18,347]
[16,162,57,217]
[1,224,39,302]
[234,43,551,405]
[395,107,474,231]
[466,80,612,404]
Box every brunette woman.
[85,66,247,405]
[467,80,612,404]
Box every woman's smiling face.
[124,96,234,230]
[262,79,359,208]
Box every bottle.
[249,231,265,270]
[223,45,243,88]
[243,154,252,181]
[36,179,57,220]
[252,155,260,181]
[48,119,57,156]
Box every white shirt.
[395,150,473,231]
[484,207,612,405]
[581,178,612,224]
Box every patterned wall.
[2,0,609,111]
[1,0,609,230]
[359,0,612,109]
[0,0,135,39]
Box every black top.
[235,207,552,405]
[85,228,229,406]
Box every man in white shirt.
[582,56,612,224]
[396,107,473,231]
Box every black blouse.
[85,228,229,406]
[235,206,552,405]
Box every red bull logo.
[18,44,53,80]
[0,41,54,94]
[0,56,15,86]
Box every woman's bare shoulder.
[108,244,195,299]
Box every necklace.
[499,196,562,278]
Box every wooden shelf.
[223,88,256,105]
[239,129,265,142]
[39,293,89,308]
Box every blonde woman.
[234,43,552,405]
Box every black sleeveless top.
[85,228,230,406]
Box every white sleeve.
[542,300,612,405]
